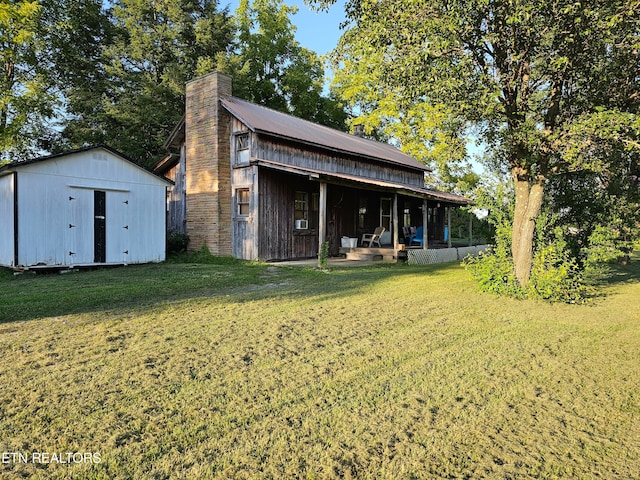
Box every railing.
[407,245,489,265]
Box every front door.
[94,190,106,263]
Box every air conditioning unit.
[295,219,308,230]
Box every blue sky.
[224,0,348,56]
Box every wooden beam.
[423,199,428,249]
[447,206,452,248]
[392,193,399,251]
[318,181,327,264]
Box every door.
[94,190,106,263]
[380,197,392,245]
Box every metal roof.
[221,97,431,173]
[253,158,470,205]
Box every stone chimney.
[184,72,233,255]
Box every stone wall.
[184,72,233,255]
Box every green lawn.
[0,257,638,479]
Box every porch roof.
[221,97,430,173]
[252,158,470,205]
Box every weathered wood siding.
[0,173,15,267]
[231,165,258,259]
[255,136,425,189]
[258,168,319,260]
[165,145,186,234]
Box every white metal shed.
[0,146,171,269]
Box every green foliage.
[466,214,591,303]
[167,244,258,266]
[465,246,520,298]
[527,236,589,303]
[318,240,330,269]
[55,0,234,167]
[221,0,347,130]
[0,0,58,161]
[321,0,640,287]
[166,229,190,254]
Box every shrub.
[465,224,590,303]
[167,229,190,254]
[527,241,589,303]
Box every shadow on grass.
[0,257,462,324]
[598,253,640,286]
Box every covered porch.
[255,160,473,262]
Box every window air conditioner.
[295,219,308,229]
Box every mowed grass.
[0,257,639,479]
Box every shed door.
[94,190,106,263]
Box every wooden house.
[0,146,171,269]
[155,72,469,261]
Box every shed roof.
[220,97,430,173]
[0,145,172,185]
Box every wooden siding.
[258,168,319,260]
[255,136,425,189]
[165,145,187,234]
[231,165,258,259]
[4,149,168,268]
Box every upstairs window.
[235,133,250,165]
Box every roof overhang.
[252,158,470,205]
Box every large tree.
[318,0,640,286]
[222,0,347,130]
[1,0,58,161]
[56,0,234,167]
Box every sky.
[224,0,348,56]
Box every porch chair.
[410,226,424,247]
[361,227,385,247]
[402,226,411,245]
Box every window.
[295,191,308,229]
[235,133,250,165]
[403,202,411,226]
[310,193,319,229]
[237,188,250,216]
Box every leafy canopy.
[316,0,639,294]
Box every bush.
[465,225,590,303]
[167,245,250,265]
[167,229,190,254]
[527,241,589,303]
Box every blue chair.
[410,226,424,247]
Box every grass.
[0,255,639,479]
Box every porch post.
[318,181,327,260]
[422,199,428,249]
[468,211,473,246]
[447,206,452,248]
[392,193,399,251]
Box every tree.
[316,0,640,287]
[56,0,234,167]
[222,0,347,130]
[1,0,57,162]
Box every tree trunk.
[512,168,545,287]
